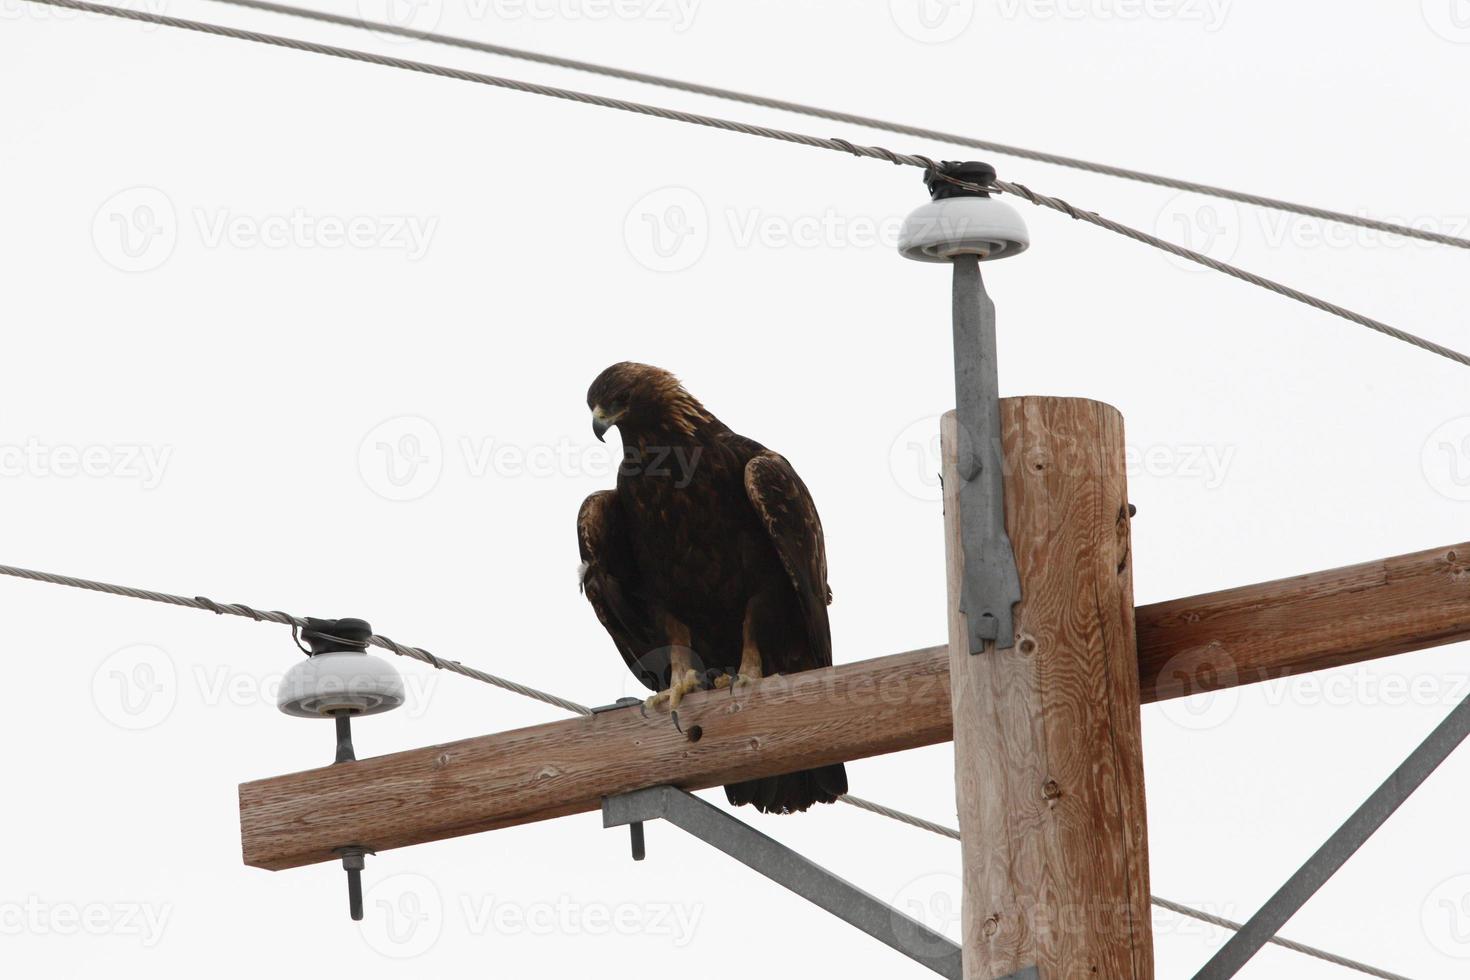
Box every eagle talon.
[714,671,759,693]
[644,667,701,714]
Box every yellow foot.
[645,668,701,712]
[713,672,760,691]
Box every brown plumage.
[577,362,847,813]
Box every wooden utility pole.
[942,400,1152,978]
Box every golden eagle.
[577,362,847,814]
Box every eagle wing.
[577,490,662,691]
[744,451,833,671]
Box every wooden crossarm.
[240,541,1469,872]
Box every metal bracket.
[603,786,963,979]
[1191,686,1470,979]
[951,254,1023,652]
[333,845,373,921]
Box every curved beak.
[591,406,615,443]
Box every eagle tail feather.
[724,763,847,814]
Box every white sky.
[3,0,1469,976]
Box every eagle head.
[587,362,710,442]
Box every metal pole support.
[603,785,965,979]
[950,254,1023,653]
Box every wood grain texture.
[942,400,1152,979]
[238,533,1468,872]
[1135,543,1470,702]
[239,645,953,870]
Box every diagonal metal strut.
[603,786,966,979]
[1192,690,1470,979]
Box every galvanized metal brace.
[1192,686,1470,979]
[951,253,1023,653]
[603,786,966,979]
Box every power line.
[840,795,1413,980]
[0,554,1415,977]
[204,0,1470,253]
[2,8,1447,970]
[22,0,1470,370]
[0,562,592,715]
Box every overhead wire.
[8,6,1450,973]
[0,558,1416,977]
[20,0,1470,369]
[204,0,1470,252]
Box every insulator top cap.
[899,161,1028,263]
